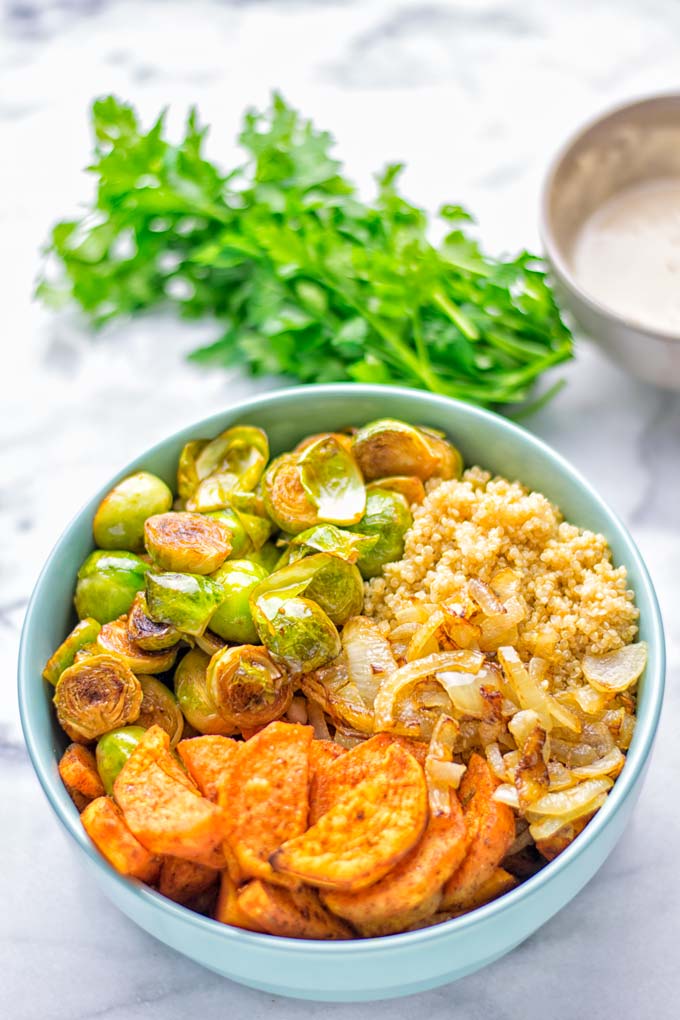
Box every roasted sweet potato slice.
[177,735,240,802]
[81,797,161,883]
[214,871,265,932]
[159,856,219,905]
[237,880,354,940]
[309,732,426,824]
[220,721,312,885]
[323,789,468,935]
[441,754,515,910]
[114,725,224,867]
[271,743,427,892]
[59,743,105,806]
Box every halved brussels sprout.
[174,648,236,735]
[263,454,319,534]
[251,593,341,673]
[351,489,412,579]
[194,630,226,656]
[206,645,293,731]
[74,550,149,624]
[95,725,146,795]
[54,653,142,743]
[136,675,184,745]
[209,559,268,644]
[96,615,178,674]
[298,435,366,526]
[232,508,274,551]
[186,426,269,512]
[144,511,232,574]
[42,618,101,686]
[205,508,250,558]
[282,524,378,566]
[305,557,364,626]
[352,419,462,482]
[127,592,181,651]
[145,571,224,637]
[93,471,173,552]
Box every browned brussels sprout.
[352,419,462,482]
[174,648,236,735]
[96,615,179,674]
[145,571,224,637]
[54,654,142,743]
[127,592,181,651]
[206,645,293,731]
[42,618,101,686]
[144,512,232,574]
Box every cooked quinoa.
[364,467,639,688]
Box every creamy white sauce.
[570,178,680,335]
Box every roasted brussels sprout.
[74,550,149,624]
[298,435,365,525]
[251,594,341,673]
[282,524,378,566]
[351,489,412,579]
[145,571,224,637]
[174,648,236,735]
[194,630,226,656]
[294,432,354,455]
[352,419,461,482]
[96,614,179,674]
[184,426,269,512]
[210,559,268,644]
[93,471,173,552]
[144,512,232,574]
[42,618,101,686]
[54,654,142,743]
[206,645,293,730]
[306,557,364,626]
[127,592,180,651]
[136,675,184,745]
[95,725,146,794]
[263,454,319,534]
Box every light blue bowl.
[18,384,665,1001]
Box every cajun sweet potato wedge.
[177,735,240,802]
[237,880,354,940]
[59,743,105,806]
[309,733,425,824]
[159,856,220,905]
[441,753,515,910]
[271,743,427,892]
[323,789,468,935]
[114,725,224,867]
[220,721,313,885]
[214,871,265,932]
[81,796,161,883]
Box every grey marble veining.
[2,1,679,1017]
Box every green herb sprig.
[39,94,573,409]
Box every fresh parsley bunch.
[39,94,573,409]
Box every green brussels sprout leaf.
[298,435,366,526]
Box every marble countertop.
[2,1,679,1017]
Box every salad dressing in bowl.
[571,178,680,336]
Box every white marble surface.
[2,1,679,1017]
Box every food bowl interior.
[19,384,665,1000]
[544,94,680,265]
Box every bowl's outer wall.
[19,385,665,1002]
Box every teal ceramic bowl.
[18,384,665,1002]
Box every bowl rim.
[540,90,680,345]
[18,382,666,954]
